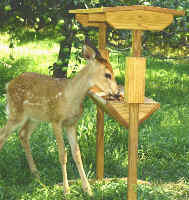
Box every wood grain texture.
[96,107,104,180]
[69,5,185,16]
[125,57,146,103]
[75,14,102,27]
[106,10,173,30]
[110,99,160,127]
[104,5,185,16]
[128,104,139,200]
[127,30,141,200]
[71,5,184,32]
[132,30,142,57]
[75,14,88,26]
[72,6,184,30]
[96,24,107,180]
[88,13,106,23]
[98,23,107,50]
[88,91,160,129]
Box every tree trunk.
[51,16,74,78]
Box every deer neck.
[66,65,93,105]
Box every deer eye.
[105,73,112,80]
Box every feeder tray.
[88,86,160,128]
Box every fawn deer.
[0,41,119,195]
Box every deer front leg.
[0,115,26,150]
[52,122,70,194]
[66,126,92,196]
[19,120,39,179]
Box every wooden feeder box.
[69,5,184,200]
[89,87,160,128]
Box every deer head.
[83,40,118,96]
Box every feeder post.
[127,30,143,200]
[96,106,104,180]
[96,23,107,180]
[98,23,107,49]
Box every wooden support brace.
[96,23,107,180]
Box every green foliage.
[0,0,188,57]
[0,0,188,79]
[0,58,29,95]
[0,37,189,199]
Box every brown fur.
[0,44,118,196]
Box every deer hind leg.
[18,120,39,178]
[0,114,27,150]
[52,122,70,194]
[66,126,92,196]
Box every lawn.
[0,34,189,199]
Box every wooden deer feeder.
[69,5,184,200]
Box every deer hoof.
[83,186,93,196]
[64,186,70,195]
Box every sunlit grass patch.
[0,34,59,74]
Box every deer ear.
[83,45,96,60]
[83,39,102,60]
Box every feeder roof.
[69,5,185,31]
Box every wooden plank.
[88,91,129,128]
[71,6,184,30]
[132,30,142,57]
[69,5,185,16]
[69,7,104,14]
[75,14,88,26]
[106,103,129,128]
[110,100,160,125]
[106,10,173,30]
[139,102,160,124]
[96,23,107,180]
[103,5,185,16]
[89,84,160,129]
[96,107,104,180]
[98,23,107,51]
[89,89,160,130]
[88,13,106,22]
[125,57,146,103]
[127,30,142,200]
[75,14,101,27]
[128,104,139,200]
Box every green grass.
[0,35,189,199]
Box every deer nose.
[114,87,123,100]
[110,84,119,95]
[114,86,120,95]
[114,90,121,99]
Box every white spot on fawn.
[23,100,29,104]
[55,92,62,98]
